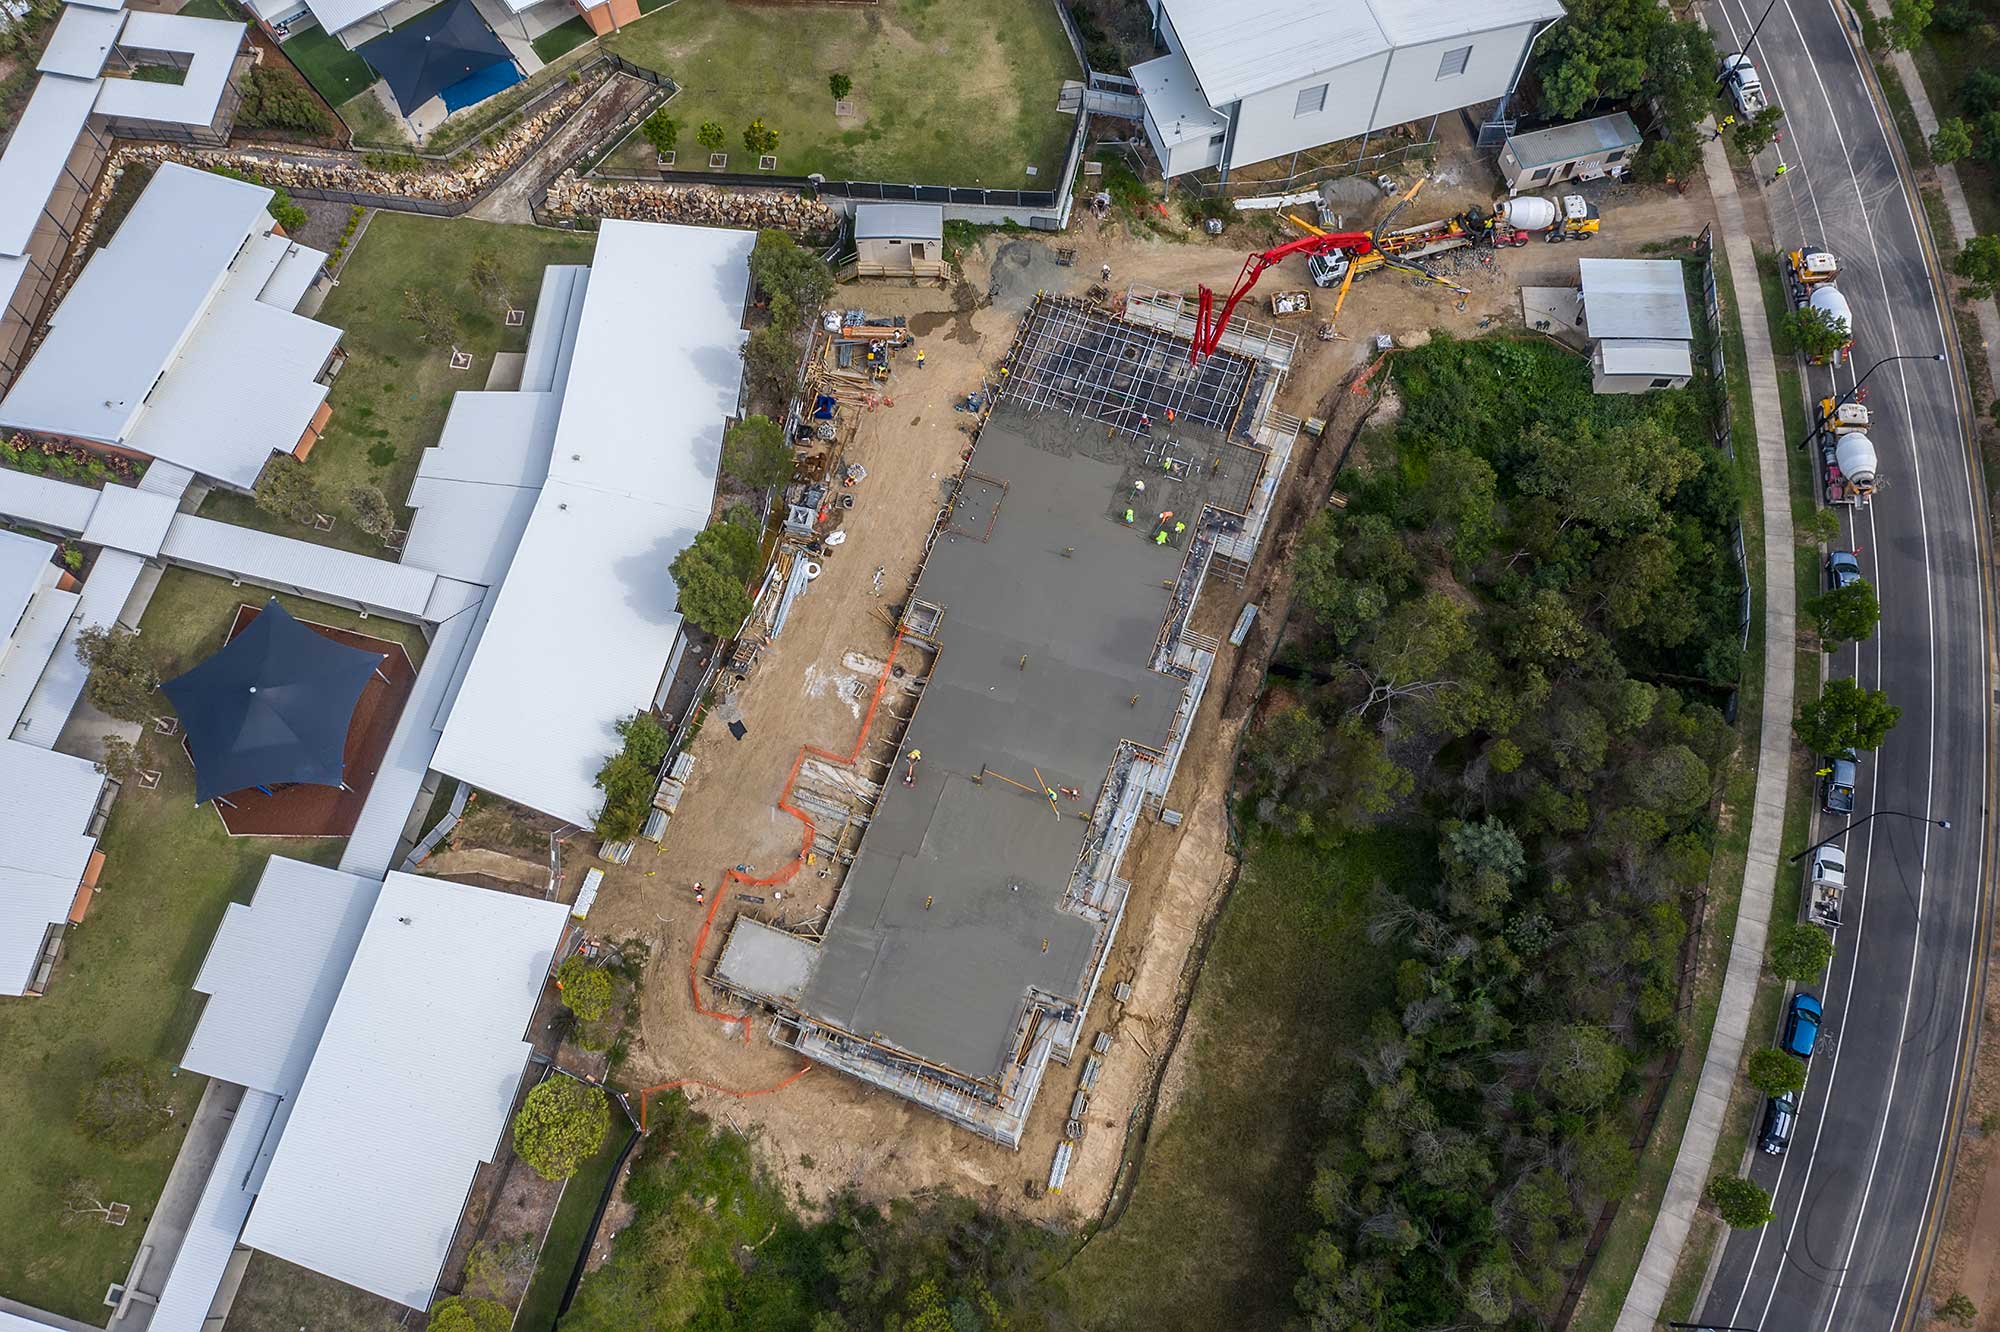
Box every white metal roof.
[1579,257,1693,341]
[519,264,590,394]
[93,11,244,128]
[159,513,439,620]
[1598,337,1695,377]
[0,527,54,630]
[11,548,146,747]
[0,585,76,733]
[0,73,100,258]
[0,468,101,534]
[300,0,394,38]
[0,739,103,996]
[0,163,271,446]
[1158,0,1563,106]
[240,874,567,1310]
[854,203,943,242]
[147,1087,282,1332]
[338,581,486,879]
[1131,50,1228,146]
[121,231,338,489]
[432,221,753,825]
[64,0,128,13]
[401,391,561,586]
[81,481,181,557]
[180,856,381,1097]
[38,5,123,78]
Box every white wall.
[1217,21,1541,175]
[1593,370,1692,394]
[1144,107,1224,177]
[1374,23,1541,127]
[1226,54,1387,174]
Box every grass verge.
[1566,245,1771,1332]
[602,0,1077,186]
[1057,826,1430,1331]
[195,213,595,552]
[1650,249,1821,1325]
[280,26,375,108]
[0,568,414,1319]
[514,1125,632,1332]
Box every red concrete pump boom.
[1190,231,1376,363]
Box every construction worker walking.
[916,348,926,369]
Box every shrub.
[748,229,833,329]
[1931,117,1974,165]
[1705,1174,1774,1228]
[721,414,792,490]
[592,712,669,841]
[640,109,676,154]
[696,120,725,153]
[75,624,170,723]
[237,64,331,135]
[1769,921,1834,981]
[829,72,851,101]
[426,1295,510,1332]
[511,1078,609,1180]
[743,118,779,157]
[347,483,395,537]
[363,151,426,174]
[1746,1047,1807,1096]
[556,955,614,1022]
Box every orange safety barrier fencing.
[634,1063,814,1130]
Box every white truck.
[1809,843,1847,928]
[1721,53,1768,116]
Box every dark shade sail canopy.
[162,598,384,804]
[358,0,514,113]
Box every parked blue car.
[1783,991,1824,1059]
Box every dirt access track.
[583,166,1713,1221]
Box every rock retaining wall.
[541,172,838,236]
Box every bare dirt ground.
[581,154,1718,1224]
[1919,969,2000,1326]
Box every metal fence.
[1695,224,1754,655]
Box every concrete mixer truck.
[1482,194,1602,244]
[1814,395,1877,506]
[1784,246,1854,366]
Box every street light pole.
[1793,351,1946,451]
[1789,808,1951,864]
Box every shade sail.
[358,0,513,113]
[162,598,384,804]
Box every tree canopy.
[722,414,793,491]
[749,229,834,330]
[1747,1047,1808,1097]
[1263,335,1741,1328]
[511,1078,609,1181]
[669,521,763,639]
[76,624,171,724]
[1768,920,1834,982]
[1804,578,1880,649]
[1706,1174,1775,1228]
[426,1296,510,1332]
[556,955,614,1023]
[1784,305,1853,361]
[1795,677,1901,753]
[1531,0,1714,180]
[592,711,670,842]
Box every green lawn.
[1060,827,1430,1331]
[176,0,240,18]
[337,86,410,149]
[197,214,595,553]
[281,25,376,109]
[531,14,596,64]
[603,0,1078,186]
[225,1253,404,1332]
[0,568,429,1320]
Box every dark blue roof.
[358,0,513,113]
[162,598,384,804]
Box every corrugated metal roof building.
[430,221,753,826]
[1579,258,1694,393]
[239,873,567,1309]
[0,163,338,490]
[0,737,105,996]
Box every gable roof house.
[0,162,342,491]
[1132,0,1565,179]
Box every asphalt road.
[1695,2,1989,1329]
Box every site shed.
[854,203,945,278]
[1500,112,1643,193]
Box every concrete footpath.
[1614,128,1799,1332]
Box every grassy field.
[226,1253,404,1331]
[602,0,1077,186]
[176,0,240,19]
[0,568,428,1320]
[281,25,376,109]
[197,214,595,553]
[1059,827,1429,1330]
